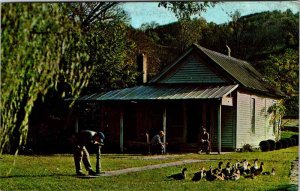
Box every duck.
[167,167,187,180]
[213,161,223,174]
[239,159,250,175]
[206,166,217,181]
[230,169,241,180]
[250,159,259,174]
[222,162,232,178]
[244,162,264,179]
[192,167,206,181]
[262,167,275,176]
[231,162,239,176]
[215,169,225,181]
[252,162,264,176]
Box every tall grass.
[0,147,298,191]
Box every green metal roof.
[74,85,238,101]
[151,44,284,97]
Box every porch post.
[120,110,124,153]
[217,101,222,154]
[75,117,79,133]
[163,106,167,153]
[202,102,206,127]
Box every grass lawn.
[282,119,299,128]
[281,131,298,139]
[0,146,298,191]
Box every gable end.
[157,52,228,84]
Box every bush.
[290,138,297,146]
[267,139,276,151]
[291,134,298,142]
[259,140,270,152]
[242,144,253,152]
[275,141,282,150]
[280,139,289,148]
[286,138,293,147]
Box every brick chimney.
[137,53,147,84]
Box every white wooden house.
[75,44,284,153]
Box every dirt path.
[288,159,298,191]
[99,159,211,177]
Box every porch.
[73,85,238,154]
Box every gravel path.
[288,159,298,191]
[99,159,211,177]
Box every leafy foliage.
[1,3,92,153]
[263,49,298,115]
[158,2,214,19]
[67,3,138,93]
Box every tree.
[1,3,92,154]
[262,49,299,116]
[158,2,213,19]
[67,3,138,93]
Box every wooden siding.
[160,54,226,84]
[236,91,278,148]
[210,105,235,149]
[221,106,235,148]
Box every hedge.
[259,140,270,152]
[267,139,276,151]
[275,141,282,150]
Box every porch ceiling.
[74,84,239,101]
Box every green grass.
[281,131,298,139]
[0,147,298,191]
[282,119,298,127]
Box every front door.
[187,104,201,143]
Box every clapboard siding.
[221,106,234,148]
[236,91,278,148]
[236,92,251,147]
[160,54,226,84]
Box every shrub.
[242,144,253,152]
[275,141,282,150]
[280,139,289,148]
[267,139,276,151]
[290,138,297,146]
[291,134,298,142]
[259,140,270,152]
[286,138,293,147]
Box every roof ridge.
[193,43,250,64]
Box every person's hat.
[96,132,105,145]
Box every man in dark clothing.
[151,130,166,154]
[73,130,105,176]
[198,127,210,154]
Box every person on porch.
[151,130,166,154]
[198,127,210,154]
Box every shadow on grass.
[0,173,76,179]
[266,184,298,191]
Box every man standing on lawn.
[72,130,105,176]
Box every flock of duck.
[167,159,275,181]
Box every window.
[250,98,255,134]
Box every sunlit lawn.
[0,146,298,191]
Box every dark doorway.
[124,107,137,141]
[187,103,201,143]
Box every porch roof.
[75,84,238,101]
